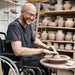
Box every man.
[6,3,58,75]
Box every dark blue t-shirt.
[6,19,43,66]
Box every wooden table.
[40,59,75,75]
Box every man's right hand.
[44,49,58,55]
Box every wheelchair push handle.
[0,32,6,38]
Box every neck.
[18,16,26,28]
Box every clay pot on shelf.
[55,0,63,11]
[71,4,75,10]
[73,33,75,41]
[53,43,59,49]
[65,18,74,27]
[42,17,50,26]
[3,11,9,14]
[47,41,52,46]
[35,32,40,39]
[48,21,57,27]
[48,31,56,40]
[10,9,18,14]
[56,30,64,41]
[60,44,64,50]
[64,1,72,10]
[73,44,75,50]
[57,17,64,27]
[65,32,72,41]
[41,30,47,40]
[65,44,72,50]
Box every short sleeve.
[30,26,35,42]
[6,23,21,43]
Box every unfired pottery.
[47,41,52,46]
[56,30,64,41]
[55,0,63,11]
[41,30,47,40]
[42,17,50,26]
[58,17,64,27]
[60,44,64,50]
[73,33,75,41]
[48,31,56,40]
[65,18,74,27]
[64,1,72,10]
[71,4,75,10]
[53,43,59,49]
[65,44,72,50]
[65,32,72,41]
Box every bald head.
[21,3,36,12]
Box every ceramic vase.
[73,33,75,41]
[56,30,64,41]
[48,31,56,40]
[47,41,52,46]
[55,0,63,11]
[42,17,49,26]
[58,17,64,27]
[71,4,75,10]
[41,30,47,40]
[65,32,72,41]
[64,1,71,10]
[65,18,74,27]
[60,44,64,50]
[53,43,59,49]
[65,44,72,50]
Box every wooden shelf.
[3,0,23,6]
[27,0,48,3]
[40,10,75,14]
[0,20,8,21]
[42,40,74,43]
[57,49,73,53]
[38,26,75,30]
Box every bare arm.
[33,37,48,49]
[11,41,44,56]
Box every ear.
[21,10,23,15]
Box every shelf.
[40,10,75,14]
[27,0,48,3]
[42,40,74,43]
[3,0,23,6]
[0,20,8,21]
[57,49,73,53]
[38,26,75,30]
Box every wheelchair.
[0,32,47,75]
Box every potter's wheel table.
[40,59,75,70]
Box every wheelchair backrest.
[0,32,6,53]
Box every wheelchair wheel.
[0,55,19,75]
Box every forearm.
[14,47,44,56]
[33,37,48,49]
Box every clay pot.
[71,4,75,10]
[36,32,40,39]
[10,9,18,14]
[65,32,72,41]
[48,21,57,27]
[56,30,64,41]
[41,30,47,40]
[65,18,74,27]
[48,31,56,40]
[53,54,60,59]
[65,44,72,50]
[3,11,9,14]
[64,1,71,10]
[55,0,63,11]
[60,44,64,50]
[42,17,50,26]
[53,43,59,49]
[47,41,52,46]
[73,33,75,41]
[58,17,64,27]
[73,44,75,50]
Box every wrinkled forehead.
[26,6,36,13]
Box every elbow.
[13,50,21,56]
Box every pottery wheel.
[44,55,70,64]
